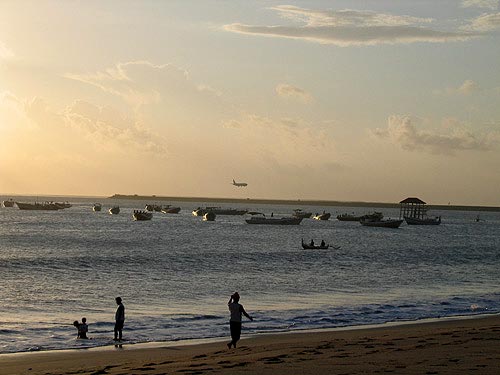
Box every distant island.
[109,194,500,212]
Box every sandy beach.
[1,314,499,375]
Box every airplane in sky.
[232,179,248,187]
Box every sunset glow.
[1,1,499,205]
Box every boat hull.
[360,219,403,228]
[161,207,181,214]
[2,200,15,207]
[193,207,247,216]
[133,211,152,221]
[404,216,441,225]
[245,217,303,225]
[302,244,329,249]
[109,207,120,215]
[16,202,61,210]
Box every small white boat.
[203,212,216,221]
[109,206,120,215]
[133,210,152,221]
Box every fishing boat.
[404,216,441,225]
[2,199,15,207]
[53,202,72,209]
[109,206,120,215]
[301,239,329,249]
[360,218,403,228]
[93,203,102,212]
[313,212,331,220]
[337,212,383,222]
[133,210,152,221]
[245,216,303,225]
[292,209,312,219]
[161,205,181,214]
[16,202,62,210]
[203,212,216,221]
[193,207,247,216]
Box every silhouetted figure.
[80,317,88,339]
[310,239,315,246]
[227,292,253,349]
[271,212,274,217]
[73,319,88,339]
[320,240,326,247]
[73,320,81,338]
[114,297,125,341]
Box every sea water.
[0,197,499,353]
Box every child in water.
[80,317,88,339]
[73,318,89,339]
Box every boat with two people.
[133,210,153,221]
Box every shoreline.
[109,194,500,212]
[1,312,497,358]
[1,313,499,374]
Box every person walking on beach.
[227,292,253,349]
[114,297,125,341]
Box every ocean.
[0,196,499,354]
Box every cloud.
[461,0,499,10]
[371,115,497,154]
[469,12,500,30]
[222,113,336,168]
[63,100,168,156]
[224,6,475,46]
[275,83,312,101]
[434,79,482,95]
[0,41,14,59]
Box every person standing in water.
[227,292,253,349]
[114,297,125,341]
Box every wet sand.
[1,314,499,375]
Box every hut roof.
[400,197,426,204]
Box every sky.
[1,0,500,205]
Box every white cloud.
[275,83,312,101]
[65,61,196,106]
[461,0,499,10]
[435,79,482,95]
[222,113,336,167]
[469,12,500,30]
[224,6,475,46]
[0,41,14,59]
[63,100,168,156]
[371,115,497,154]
